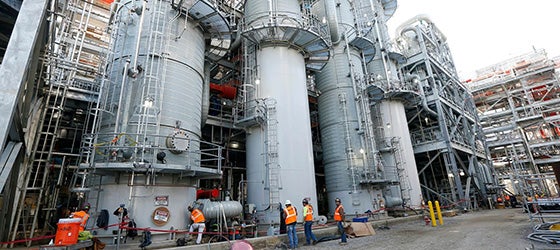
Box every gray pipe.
[199,199,243,219]
[407,73,437,116]
[324,0,340,43]
[201,63,210,126]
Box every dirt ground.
[302,208,555,250]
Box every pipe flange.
[166,130,190,154]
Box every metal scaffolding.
[395,16,495,208]
[4,0,110,245]
[469,49,560,198]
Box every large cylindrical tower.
[85,0,227,236]
[366,0,423,208]
[241,0,330,224]
[313,0,383,216]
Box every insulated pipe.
[396,14,447,42]
[131,0,146,72]
[114,59,130,134]
[198,199,243,219]
[407,73,438,116]
[323,0,340,43]
[202,63,210,126]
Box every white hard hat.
[285,200,291,205]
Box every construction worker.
[302,198,318,245]
[283,200,298,249]
[334,198,347,245]
[188,205,206,244]
[70,203,90,232]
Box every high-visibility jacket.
[303,204,314,222]
[72,210,90,232]
[284,206,297,225]
[191,209,205,223]
[334,205,344,221]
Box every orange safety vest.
[304,204,314,222]
[191,209,205,223]
[284,206,297,225]
[334,205,344,221]
[72,210,90,232]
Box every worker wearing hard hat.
[284,200,298,249]
[188,205,206,244]
[334,198,347,245]
[302,198,318,245]
[71,203,91,232]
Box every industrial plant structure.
[469,49,560,199]
[0,0,498,246]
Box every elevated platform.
[80,161,221,178]
[242,12,331,71]
[174,0,232,62]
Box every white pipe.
[114,59,130,134]
[132,0,147,71]
[339,93,358,194]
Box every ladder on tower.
[235,43,262,127]
[264,99,281,206]
[134,0,167,145]
[391,138,412,206]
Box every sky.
[386,0,560,80]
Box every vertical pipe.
[132,0,147,70]
[114,59,130,134]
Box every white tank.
[242,0,327,224]
[98,0,204,166]
[90,0,207,236]
[245,47,317,224]
[378,100,423,207]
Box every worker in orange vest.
[334,198,347,245]
[302,199,318,245]
[188,205,206,244]
[71,203,90,232]
[504,195,511,207]
[283,200,298,249]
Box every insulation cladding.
[364,0,423,208]
[243,0,318,224]
[98,0,203,166]
[315,45,381,215]
[90,0,206,234]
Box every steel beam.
[0,0,48,150]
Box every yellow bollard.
[428,201,437,227]
[435,201,444,225]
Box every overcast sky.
[386,0,560,80]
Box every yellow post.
[435,201,444,225]
[428,201,437,227]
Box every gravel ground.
[299,208,554,250]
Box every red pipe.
[210,83,237,99]
[196,189,219,199]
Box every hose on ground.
[527,221,560,244]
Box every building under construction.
[469,49,560,200]
[0,0,498,247]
